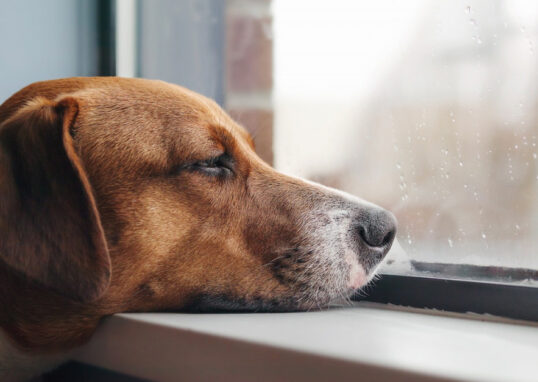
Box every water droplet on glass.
[481,233,487,239]
[459,161,463,167]
[471,36,482,44]
[465,6,471,14]
[396,163,402,170]
[448,238,454,248]
[463,184,468,189]
[514,145,519,150]
[469,18,477,26]
[533,153,537,159]
[515,224,521,230]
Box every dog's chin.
[181,292,300,313]
[181,245,377,313]
[181,270,373,313]
[181,292,350,313]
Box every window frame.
[355,274,538,322]
[97,0,117,76]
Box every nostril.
[381,229,396,247]
[358,225,367,242]
[358,224,385,248]
[358,225,371,246]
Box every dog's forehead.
[72,79,253,174]
[78,80,226,127]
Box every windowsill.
[73,302,538,382]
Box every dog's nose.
[356,209,397,249]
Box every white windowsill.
[73,302,538,382]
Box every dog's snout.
[356,209,397,249]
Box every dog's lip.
[345,249,368,289]
[348,266,368,289]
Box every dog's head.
[0,78,395,346]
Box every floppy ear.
[0,97,110,302]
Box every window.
[1,0,535,320]
[0,0,112,102]
[3,2,536,381]
[273,0,538,289]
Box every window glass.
[0,0,101,103]
[274,0,538,285]
[137,0,225,104]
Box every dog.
[0,77,396,380]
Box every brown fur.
[0,77,395,357]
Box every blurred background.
[274,0,538,283]
[0,0,536,285]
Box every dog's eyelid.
[169,153,235,178]
[195,152,231,165]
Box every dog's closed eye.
[191,153,234,177]
[172,153,234,178]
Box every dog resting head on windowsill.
[0,77,396,380]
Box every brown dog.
[0,77,396,379]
